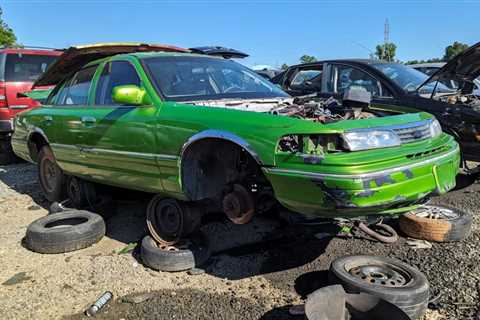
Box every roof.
[0,47,63,56]
[34,42,189,87]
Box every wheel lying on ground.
[146,196,202,245]
[328,255,429,320]
[38,145,67,202]
[399,205,472,242]
[25,210,106,254]
[141,233,211,272]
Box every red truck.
[0,47,62,164]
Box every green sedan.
[12,43,460,244]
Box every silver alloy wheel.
[412,205,460,220]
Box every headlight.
[343,130,400,151]
[430,118,442,138]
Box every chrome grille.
[393,120,432,144]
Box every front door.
[79,60,162,191]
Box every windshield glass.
[372,62,453,94]
[143,56,289,102]
[5,54,58,82]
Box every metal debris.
[85,291,113,317]
[406,239,432,249]
[2,272,32,286]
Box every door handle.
[81,116,96,126]
[43,115,53,124]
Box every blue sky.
[2,0,479,68]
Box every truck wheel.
[399,205,472,242]
[329,255,429,320]
[25,210,106,254]
[141,233,210,272]
[0,136,19,165]
[38,145,67,202]
[146,196,202,245]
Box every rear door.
[46,65,98,174]
[78,59,161,190]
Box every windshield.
[143,56,289,102]
[372,62,453,94]
[5,53,58,82]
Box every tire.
[0,136,20,165]
[399,205,472,242]
[38,145,67,202]
[25,210,106,254]
[141,233,211,272]
[66,176,97,208]
[329,255,429,320]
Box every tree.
[0,8,17,47]
[375,42,397,62]
[443,41,469,61]
[280,63,289,70]
[300,55,317,64]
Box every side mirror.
[112,85,151,106]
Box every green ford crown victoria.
[12,43,460,243]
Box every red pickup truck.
[0,47,62,164]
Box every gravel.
[0,163,479,320]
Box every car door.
[44,65,98,174]
[79,59,162,191]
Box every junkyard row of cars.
[2,41,479,320]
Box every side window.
[328,65,382,97]
[53,66,96,106]
[289,68,322,92]
[95,61,141,105]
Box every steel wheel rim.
[348,263,410,288]
[40,158,57,193]
[147,198,184,245]
[413,205,459,220]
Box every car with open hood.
[12,43,460,244]
[273,43,480,175]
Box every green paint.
[12,51,460,219]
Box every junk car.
[12,43,460,244]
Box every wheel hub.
[349,264,409,287]
[146,197,185,245]
[222,184,255,224]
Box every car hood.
[33,42,189,87]
[417,41,480,92]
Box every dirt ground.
[0,163,479,320]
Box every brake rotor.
[222,184,255,224]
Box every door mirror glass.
[112,85,150,106]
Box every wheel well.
[28,132,48,162]
[180,138,265,202]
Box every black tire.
[399,205,472,242]
[38,145,67,202]
[329,255,429,320]
[25,210,106,254]
[0,136,20,165]
[66,176,97,208]
[141,233,211,272]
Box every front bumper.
[263,142,460,218]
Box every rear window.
[4,53,58,82]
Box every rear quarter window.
[4,53,58,82]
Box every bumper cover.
[264,144,460,218]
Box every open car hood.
[417,41,480,92]
[189,46,249,59]
[33,42,189,87]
